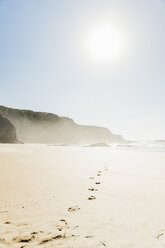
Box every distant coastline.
[0,105,127,144]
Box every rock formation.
[0,114,19,143]
[0,105,126,144]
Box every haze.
[0,0,165,140]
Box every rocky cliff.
[0,114,19,143]
[0,105,126,144]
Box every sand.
[0,144,165,248]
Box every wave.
[109,140,165,152]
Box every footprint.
[97,174,101,176]
[60,219,67,224]
[100,241,107,246]
[71,234,80,238]
[95,182,101,185]
[156,232,164,239]
[73,225,79,230]
[88,196,96,200]
[31,232,38,235]
[18,236,34,243]
[68,206,80,212]
[17,223,28,227]
[104,166,109,171]
[40,235,63,244]
[57,219,69,233]
[85,235,94,238]
[4,221,11,224]
[88,188,98,191]
[0,238,7,244]
[89,177,94,180]
[57,227,63,231]
[19,239,31,243]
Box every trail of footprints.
[88,164,109,201]
[54,162,111,246]
[52,162,111,246]
[0,162,110,247]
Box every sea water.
[110,140,165,152]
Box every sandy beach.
[0,144,165,248]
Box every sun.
[87,26,122,61]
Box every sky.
[0,0,165,140]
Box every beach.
[0,144,165,248]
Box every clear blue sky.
[0,0,165,140]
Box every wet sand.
[0,144,165,248]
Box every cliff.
[0,105,126,144]
[0,114,19,143]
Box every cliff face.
[0,105,125,144]
[0,114,19,143]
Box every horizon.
[0,0,165,140]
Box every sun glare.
[88,26,122,61]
